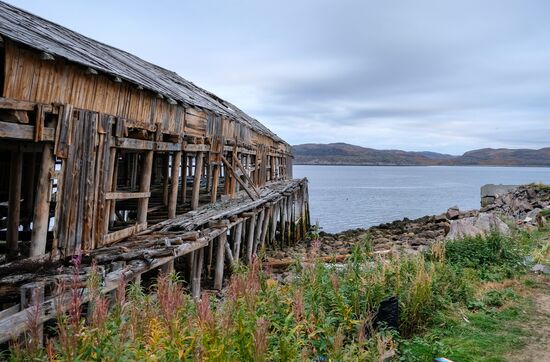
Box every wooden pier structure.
[0,2,309,343]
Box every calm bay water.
[293,165,550,233]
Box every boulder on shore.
[446,213,510,240]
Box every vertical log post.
[214,232,226,290]
[137,151,154,225]
[181,152,187,203]
[30,144,54,257]
[162,154,170,206]
[233,222,243,260]
[246,213,256,263]
[104,148,117,233]
[191,152,204,210]
[191,248,204,300]
[7,149,23,260]
[211,164,220,203]
[168,151,182,218]
[260,206,271,248]
[253,208,265,254]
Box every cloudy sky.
[7,0,550,154]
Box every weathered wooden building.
[0,2,309,341]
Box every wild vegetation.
[6,227,549,361]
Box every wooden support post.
[162,154,170,206]
[214,232,226,290]
[269,202,278,244]
[161,259,174,275]
[7,149,23,260]
[191,248,204,299]
[290,193,296,243]
[191,152,204,210]
[137,151,154,224]
[22,153,36,232]
[30,143,54,257]
[224,237,235,266]
[280,198,287,245]
[246,214,256,263]
[233,222,243,260]
[211,164,220,203]
[109,151,119,227]
[168,151,182,218]
[181,152,187,203]
[253,209,265,254]
[20,282,45,346]
[260,206,271,247]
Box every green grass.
[399,287,533,362]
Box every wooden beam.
[105,191,151,200]
[101,223,146,245]
[7,149,23,260]
[0,121,55,141]
[30,144,54,257]
[181,152,187,203]
[220,156,259,201]
[183,144,210,152]
[246,214,256,263]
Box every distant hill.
[292,143,550,166]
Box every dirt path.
[507,275,550,362]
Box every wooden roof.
[0,1,285,144]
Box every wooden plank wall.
[0,39,294,259]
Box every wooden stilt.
[280,198,287,245]
[260,206,271,247]
[270,202,279,245]
[211,164,220,203]
[162,154,170,206]
[7,149,23,260]
[30,143,54,257]
[191,248,204,299]
[181,152,187,203]
[253,209,265,254]
[168,151,181,218]
[160,259,174,275]
[214,232,226,290]
[233,222,243,260]
[137,151,154,225]
[191,152,204,210]
[22,153,36,232]
[246,214,256,263]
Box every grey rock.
[446,206,461,220]
[530,264,550,274]
[446,213,510,240]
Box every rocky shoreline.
[266,184,550,270]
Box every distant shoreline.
[293,163,550,168]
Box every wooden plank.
[54,104,73,158]
[105,191,151,200]
[30,143,54,256]
[0,121,55,141]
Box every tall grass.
[8,228,548,361]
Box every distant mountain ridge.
[292,143,550,166]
